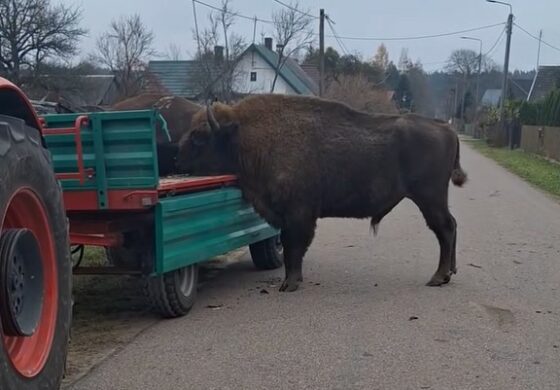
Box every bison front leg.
[279,218,317,292]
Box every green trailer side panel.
[42,110,159,191]
[155,188,279,274]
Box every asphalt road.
[70,143,560,390]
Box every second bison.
[112,93,201,176]
[176,94,467,292]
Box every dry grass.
[324,74,397,114]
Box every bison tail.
[370,219,380,236]
[451,139,467,187]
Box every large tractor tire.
[0,115,72,390]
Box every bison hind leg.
[409,192,457,287]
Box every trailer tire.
[249,235,284,270]
[0,116,71,390]
[144,265,198,318]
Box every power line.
[329,22,505,41]
[271,0,319,19]
[484,25,506,57]
[514,23,560,53]
[422,60,449,66]
[192,1,508,53]
[325,15,349,55]
[194,0,505,44]
[192,0,274,24]
[509,77,529,95]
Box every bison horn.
[206,102,220,132]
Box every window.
[250,72,257,82]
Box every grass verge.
[464,138,560,198]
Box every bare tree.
[92,14,156,98]
[325,74,397,114]
[373,44,389,72]
[446,49,494,76]
[193,0,246,102]
[270,1,314,93]
[446,49,495,121]
[398,48,412,72]
[0,0,86,84]
[164,43,183,61]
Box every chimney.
[264,37,273,51]
[214,45,224,63]
[276,44,284,54]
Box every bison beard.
[177,94,468,292]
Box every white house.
[146,39,318,101]
[232,38,318,96]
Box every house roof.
[300,64,321,88]
[510,78,533,97]
[528,65,560,102]
[481,89,502,106]
[24,74,117,110]
[247,44,317,95]
[481,79,533,107]
[65,75,117,107]
[286,58,319,95]
[147,60,222,99]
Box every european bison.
[112,94,201,176]
[176,94,467,292]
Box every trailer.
[1,77,72,389]
[1,75,281,389]
[41,108,282,318]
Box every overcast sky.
[62,0,560,72]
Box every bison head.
[175,102,239,175]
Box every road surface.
[69,143,560,390]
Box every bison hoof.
[279,277,302,292]
[426,272,452,287]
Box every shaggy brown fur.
[111,93,201,175]
[177,94,467,292]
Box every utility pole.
[319,9,325,97]
[192,0,201,57]
[536,29,543,69]
[500,12,513,126]
[453,80,459,122]
[476,48,482,119]
[460,72,467,127]
[487,0,514,148]
[501,11,514,148]
[252,16,257,44]
[460,36,482,122]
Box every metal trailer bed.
[41,109,282,317]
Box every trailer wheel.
[144,265,198,318]
[0,116,71,390]
[249,235,284,270]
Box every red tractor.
[0,77,71,389]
